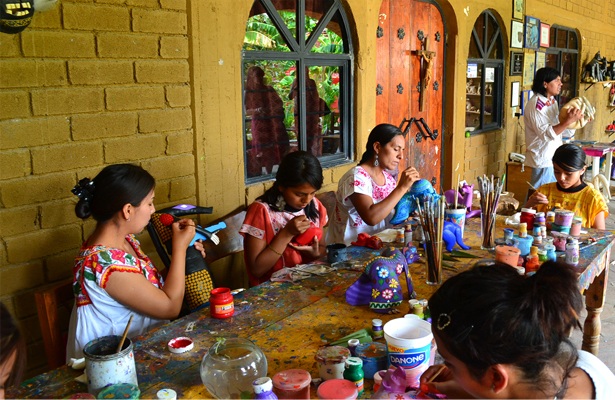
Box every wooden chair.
[316,191,337,225]
[201,207,247,265]
[35,279,73,370]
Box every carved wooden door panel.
[376,0,445,190]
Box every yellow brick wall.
[0,0,193,377]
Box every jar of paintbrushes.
[477,175,505,250]
[415,196,445,285]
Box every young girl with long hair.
[240,151,327,286]
[525,143,608,228]
[67,164,196,360]
[0,303,26,400]
[420,262,614,399]
[326,123,420,245]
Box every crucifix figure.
[415,37,436,112]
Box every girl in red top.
[240,151,328,286]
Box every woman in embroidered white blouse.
[326,123,420,245]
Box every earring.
[492,384,496,391]
[374,154,379,167]
[126,218,130,222]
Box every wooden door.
[376,0,445,190]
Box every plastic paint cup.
[515,235,534,256]
[355,342,387,382]
[554,209,574,227]
[315,346,350,381]
[444,207,466,236]
[326,243,347,264]
[383,317,433,389]
[272,369,311,400]
[316,379,358,400]
[569,217,583,236]
[83,335,138,397]
[495,245,521,267]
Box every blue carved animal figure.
[443,220,471,252]
[391,179,440,225]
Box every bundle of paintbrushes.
[477,174,506,250]
[415,195,446,285]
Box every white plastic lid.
[167,337,194,354]
[521,208,536,214]
[345,357,363,367]
[157,389,177,400]
[253,377,273,394]
[372,319,382,326]
[348,339,360,346]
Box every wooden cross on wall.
[414,37,436,112]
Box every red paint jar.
[210,288,234,319]
[272,369,311,399]
[520,208,536,230]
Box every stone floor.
[569,189,615,373]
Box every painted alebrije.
[442,220,471,252]
[346,247,412,314]
[402,246,419,299]
[391,179,441,225]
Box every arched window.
[465,10,504,135]
[546,25,578,106]
[242,0,353,182]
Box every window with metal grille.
[465,10,504,135]
[242,0,353,182]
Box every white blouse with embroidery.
[326,165,397,245]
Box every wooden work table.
[11,217,613,399]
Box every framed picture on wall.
[510,51,524,75]
[513,0,524,20]
[535,51,546,73]
[511,81,520,107]
[511,20,524,49]
[523,51,535,86]
[524,16,540,50]
[540,23,550,47]
[520,90,534,115]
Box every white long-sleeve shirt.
[524,93,573,169]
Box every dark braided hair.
[429,262,582,398]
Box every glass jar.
[200,338,268,399]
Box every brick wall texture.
[0,0,193,377]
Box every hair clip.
[437,313,452,330]
[71,178,95,201]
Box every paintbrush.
[526,180,537,191]
[415,365,447,396]
[116,315,133,353]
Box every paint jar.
[552,232,568,251]
[525,255,540,276]
[494,245,521,268]
[326,243,347,264]
[348,339,359,357]
[518,222,527,238]
[372,319,383,339]
[520,208,536,230]
[412,304,424,319]
[355,342,387,382]
[343,357,364,395]
[513,265,525,275]
[96,383,140,399]
[404,225,413,246]
[552,224,571,234]
[384,317,433,388]
[396,229,405,244]
[515,235,534,257]
[315,346,351,381]
[543,236,554,247]
[555,209,574,227]
[544,244,557,262]
[569,217,583,236]
[535,212,546,226]
[253,377,278,400]
[156,389,177,400]
[272,369,311,400]
[503,228,514,242]
[83,335,138,397]
[533,230,542,245]
[566,243,579,266]
[316,379,358,400]
[530,246,538,256]
[567,237,579,245]
[547,211,556,224]
[541,225,547,238]
[200,338,267,399]
[210,287,234,319]
[537,249,548,262]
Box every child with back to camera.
[419,261,614,399]
[66,164,199,360]
[240,151,328,286]
[525,143,608,229]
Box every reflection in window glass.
[568,32,577,49]
[244,2,291,52]
[305,0,334,43]
[469,35,481,58]
[556,29,567,48]
[310,11,344,53]
[546,26,578,107]
[465,66,482,131]
[244,61,296,177]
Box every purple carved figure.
[444,183,481,218]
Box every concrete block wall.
[0,0,193,377]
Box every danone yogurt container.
[383,316,433,388]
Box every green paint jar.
[343,357,364,396]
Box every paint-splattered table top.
[11,217,614,399]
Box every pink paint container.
[495,245,521,268]
[272,369,311,400]
[569,217,583,236]
[552,232,568,251]
[554,209,574,227]
[315,346,350,381]
[316,379,358,400]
